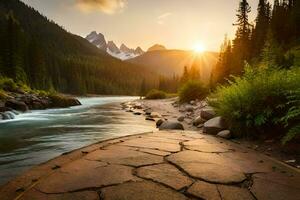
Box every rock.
[156,119,165,127]
[200,107,216,120]
[49,95,81,108]
[133,103,143,109]
[150,112,161,118]
[217,130,232,139]
[203,116,226,135]
[0,107,12,112]
[133,111,142,115]
[185,105,194,112]
[5,99,28,112]
[159,121,184,130]
[192,116,205,126]
[144,108,152,115]
[1,111,16,120]
[146,117,155,121]
[190,100,196,105]
[177,116,185,122]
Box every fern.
[281,89,300,144]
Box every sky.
[21,0,268,51]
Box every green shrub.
[145,89,167,99]
[0,77,18,92]
[281,89,300,144]
[210,66,300,139]
[179,80,208,103]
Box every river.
[0,96,156,185]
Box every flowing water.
[0,96,156,185]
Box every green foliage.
[0,77,18,92]
[281,89,300,144]
[145,89,166,100]
[210,66,300,138]
[179,80,208,103]
[0,0,159,95]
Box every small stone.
[159,121,184,130]
[185,105,194,112]
[150,112,162,118]
[217,130,232,139]
[133,111,142,115]
[192,116,205,126]
[177,116,185,122]
[145,117,155,121]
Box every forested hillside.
[0,0,158,95]
[128,50,218,83]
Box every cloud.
[157,12,172,25]
[76,0,127,14]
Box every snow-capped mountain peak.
[85,31,144,60]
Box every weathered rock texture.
[0,131,299,200]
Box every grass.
[178,80,208,103]
[145,89,167,99]
[210,66,300,142]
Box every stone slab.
[187,181,221,200]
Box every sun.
[193,43,206,53]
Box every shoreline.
[1,97,300,200]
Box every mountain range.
[86,31,146,60]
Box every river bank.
[0,96,156,185]
[124,98,300,169]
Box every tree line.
[0,0,159,95]
[211,0,300,85]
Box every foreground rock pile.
[1,131,299,200]
[0,92,81,120]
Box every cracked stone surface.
[85,148,164,167]
[100,181,189,200]
[119,137,181,152]
[35,160,139,193]
[187,181,221,200]
[1,131,300,200]
[20,189,99,200]
[218,185,255,200]
[183,139,232,153]
[137,163,193,190]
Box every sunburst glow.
[193,43,206,53]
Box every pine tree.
[232,0,252,74]
[251,0,271,59]
[181,66,189,84]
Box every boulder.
[217,130,232,139]
[5,99,28,112]
[190,100,196,105]
[200,107,216,120]
[203,117,226,135]
[49,95,81,108]
[177,116,185,122]
[156,119,165,127]
[150,112,162,118]
[159,121,184,130]
[192,116,206,126]
[0,107,12,112]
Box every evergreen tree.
[251,0,271,59]
[181,66,189,84]
[232,0,252,74]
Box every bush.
[145,89,167,99]
[210,66,300,139]
[0,77,18,92]
[179,80,208,103]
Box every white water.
[0,96,156,185]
